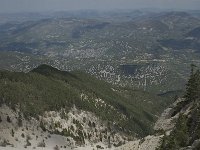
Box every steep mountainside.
[156,67,200,150]
[0,64,170,149]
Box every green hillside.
[0,64,171,137]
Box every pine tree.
[185,64,199,102]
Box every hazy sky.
[0,0,200,13]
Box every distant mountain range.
[0,10,200,94]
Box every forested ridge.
[0,64,170,137]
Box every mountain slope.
[155,67,200,150]
[0,64,171,149]
[187,26,200,39]
[111,66,200,150]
